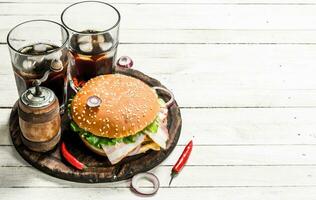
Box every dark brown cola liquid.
[69,30,117,82]
[13,43,68,104]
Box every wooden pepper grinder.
[18,80,61,152]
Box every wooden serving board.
[9,68,182,183]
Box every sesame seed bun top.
[71,74,160,138]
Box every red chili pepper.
[61,142,86,170]
[72,77,79,88]
[72,77,86,88]
[169,140,193,186]
[78,81,86,88]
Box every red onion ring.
[131,172,160,195]
[86,96,102,107]
[152,86,175,108]
[116,56,133,68]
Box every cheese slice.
[139,142,160,153]
[127,141,160,156]
[144,107,169,149]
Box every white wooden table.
[2,0,316,199]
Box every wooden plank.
[3,0,316,4]
[4,44,316,75]
[0,109,10,145]
[3,187,316,200]
[3,72,316,107]
[3,4,316,30]
[4,145,316,167]
[3,0,316,3]
[2,107,316,145]
[4,29,316,44]
[2,165,316,187]
[3,43,316,107]
[104,29,316,44]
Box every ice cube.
[50,59,63,72]
[79,43,93,53]
[22,59,35,71]
[20,46,33,54]
[77,35,92,44]
[97,34,105,43]
[33,43,47,52]
[46,51,62,60]
[28,55,44,63]
[99,42,113,51]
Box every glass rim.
[6,19,69,56]
[60,1,121,35]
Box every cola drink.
[61,2,120,84]
[12,43,68,104]
[69,30,117,82]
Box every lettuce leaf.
[67,98,73,116]
[70,121,146,148]
[122,132,143,144]
[145,118,159,133]
[70,120,81,132]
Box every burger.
[69,74,169,164]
